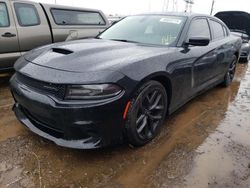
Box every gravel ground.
[0,63,249,188]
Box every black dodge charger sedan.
[10,13,241,149]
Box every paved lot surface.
[0,63,250,188]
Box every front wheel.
[221,55,237,87]
[125,81,168,147]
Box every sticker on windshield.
[160,18,182,24]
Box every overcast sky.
[29,0,250,15]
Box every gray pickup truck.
[0,0,109,72]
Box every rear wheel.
[221,55,237,87]
[125,81,168,147]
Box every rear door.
[11,1,52,52]
[0,0,20,70]
[187,17,218,89]
[208,19,231,77]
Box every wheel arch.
[131,72,173,114]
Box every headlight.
[65,84,122,100]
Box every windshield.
[99,15,186,46]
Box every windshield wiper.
[109,39,139,43]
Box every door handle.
[1,32,16,38]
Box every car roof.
[128,12,229,32]
[132,12,220,20]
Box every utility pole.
[55,0,56,4]
[183,0,194,13]
[210,0,215,15]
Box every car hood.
[23,39,172,73]
[215,11,250,36]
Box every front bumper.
[240,43,250,59]
[10,74,127,149]
[240,51,249,59]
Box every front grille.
[16,73,66,99]
[21,105,64,138]
[241,52,247,56]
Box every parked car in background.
[0,0,109,72]
[65,15,125,41]
[215,11,250,62]
[10,13,241,149]
[107,15,123,25]
[231,31,250,62]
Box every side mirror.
[185,37,210,46]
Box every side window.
[14,3,40,26]
[0,2,9,27]
[188,18,211,39]
[210,20,224,40]
[51,8,106,25]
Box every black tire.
[125,80,168,147]
[221,55,237,87]
[241,53,250,63]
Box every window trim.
[222,26,229,37]
[0,2,10,27]
[209,19,225,41]
[50,8,107,26]
[186,17,212,41]
[222,26,226,37]
[14,2,41,27]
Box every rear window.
[0,2,9,27]
[51,8,106,25]
[14,3,40,26]
[210,20,225,40]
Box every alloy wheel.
[135,89,166,140]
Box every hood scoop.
[52,48,73,55]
